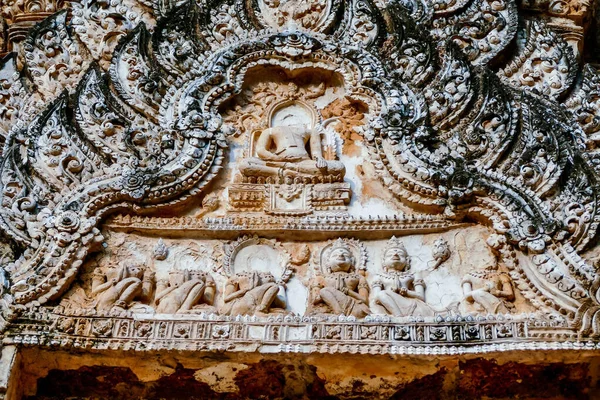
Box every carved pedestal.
[228,183,351,214]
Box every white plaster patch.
[193,362,249,393]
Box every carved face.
[127,264,144,279]
[327,247,355,273]
[383,247,409,271]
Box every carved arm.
[91,270,113,296]
[462,281,474,302]
[155,281,175,302]
[346,277,369,304]
[311,276,325,304]
[140,270,155,302]
[491,275,515,301]
[224,281,247,303]
[371,279,383,294]
[203,275,216,305]
[255,128,277,161]
[310,125,325,161]
[403,278,426,301]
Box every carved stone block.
[228,182,351,214]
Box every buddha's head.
[325,239,355,273]
[271,101,314,128]
[382,237,410,272]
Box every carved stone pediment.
[2,0,600,370]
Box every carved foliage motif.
[23,11,91,99]
[499,19,577,99]
[431,0,519,65]
[566,65,600,166]
[0,55,25,143]
[71,0,154,70]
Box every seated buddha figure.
[309,239,370,318]
[238,102,345,181]
[372,237,435,317]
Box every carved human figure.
[91,262,154,312]
[460,264,515,314]
[310,239,370,318]
[155,270,216,314]
[372,238,434,317]
[238,102,345,180]
[221,271,286,316]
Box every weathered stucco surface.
[12,349,600,399]
[1,0,600,397]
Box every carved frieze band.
[7,310,582,356]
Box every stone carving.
[207,2,244,46]
[196,194,219,218]
[239,100,345,183]
[520,0,591,18]
[430,0,518,65]
[221,271,284,316]
[91,262,154,313]
[221,236,292,316]
[429,238,451,270]
[24,11,91,99]
[460,262,516,315]
[153,239,169,261]
[499,19,577,99]
[155,269,216,314]
[309,239,370,318]
[566,64,600,167]
[256,0,334,31]
[0,54,24,142]
[372,237,434,317]
[151,239,220,314]
[229,90,352,213]
[71,0,153,69]
[1,0,71,58]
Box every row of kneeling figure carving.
[87,238,515,317]
[91,266,218,315]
